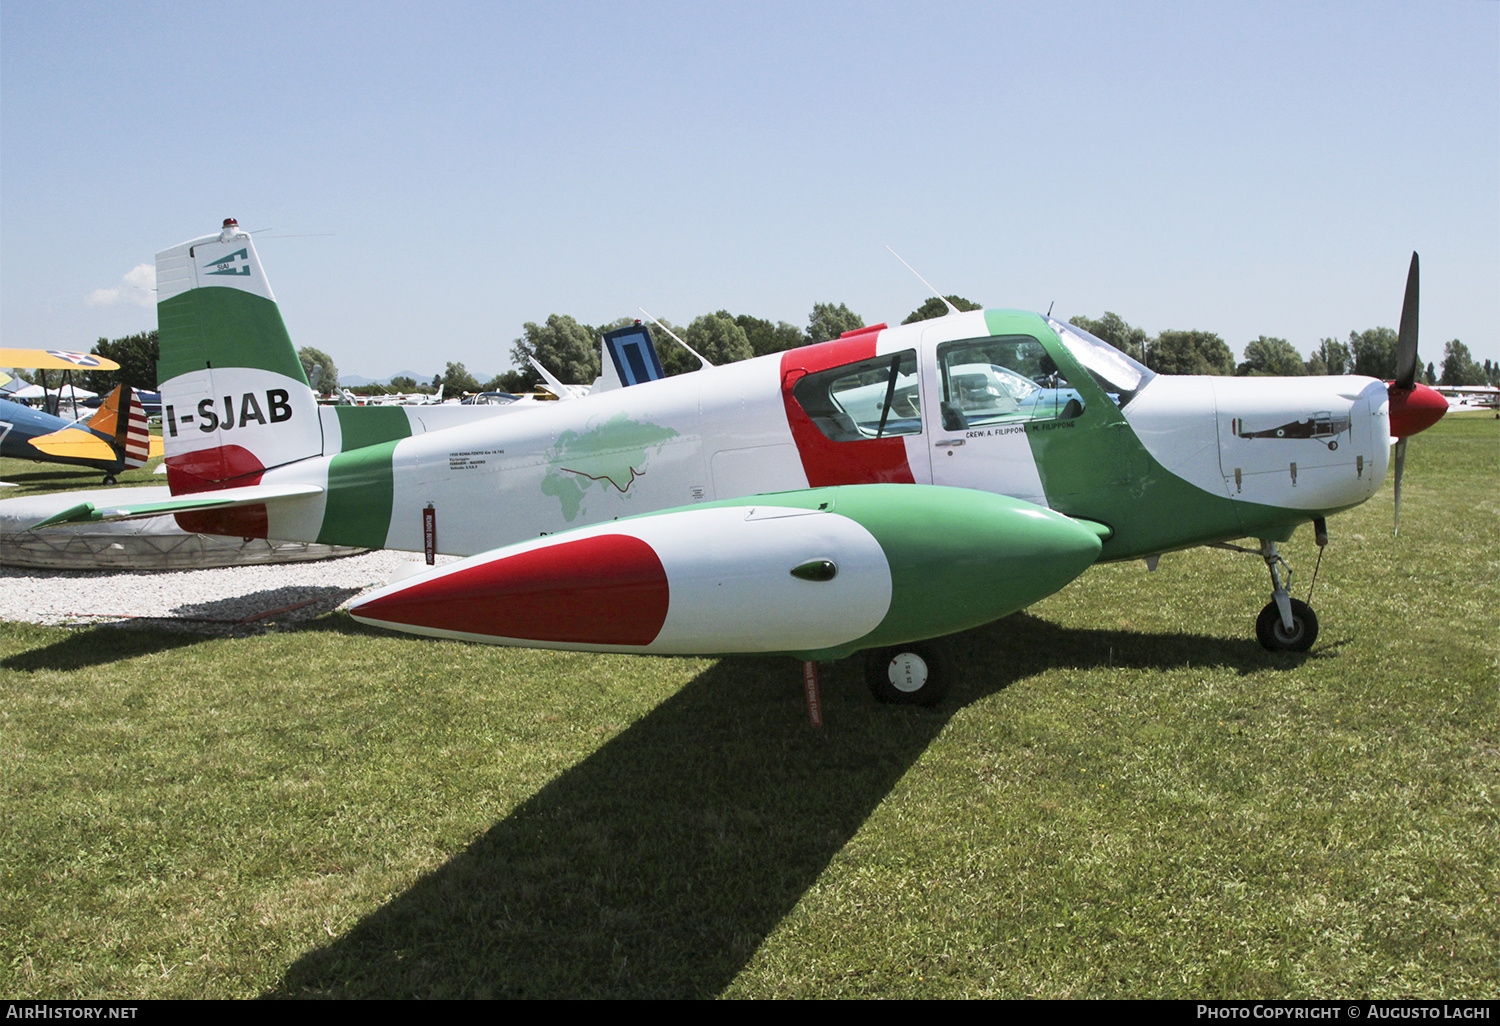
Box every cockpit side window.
[791,349,922,441]
[937,336,1086,431]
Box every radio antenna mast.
[639,308,714,369]
[886,246,960,316]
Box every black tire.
[1256,598,1319,652]
[865,642,951,706]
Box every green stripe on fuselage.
[318,440,399,549]
[334,405,413,451]
[983,311,1318,557]
[157,288,309,383]
[313,412,412,547]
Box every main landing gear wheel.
[1256,598,1318,652]
[865,642,950,707]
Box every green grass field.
[2,414,1495,998]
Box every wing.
[0,348,121,372]
[350,483,1105,661]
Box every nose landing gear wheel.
[1256,598,1318,652]
[866,642,950,706]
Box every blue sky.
[3,0,1496,381]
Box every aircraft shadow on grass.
[0,585,367,671]
[0,620,205,671]
[266,614,1299,999]
[171,585,367,624]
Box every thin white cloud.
[86,263,156,308]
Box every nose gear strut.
[1253,529,1321,652]
[1255,541,1317,651]
[1211,517,1325,652]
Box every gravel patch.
[0,549,457,635]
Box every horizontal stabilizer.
[31,482,323,529]
[28,427,118,462]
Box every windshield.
[1046,316,1155,407]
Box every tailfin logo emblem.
[204,248,252,277]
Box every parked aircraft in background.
[368,384,447,406]
[37,222,1448,705]
[1,347,116,407]
[1,384,161,483]
[1437,385,1499,411]
[1,348,164,482]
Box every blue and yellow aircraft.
[1,349,161,483]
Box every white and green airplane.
[40,220,1448,705]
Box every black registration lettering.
[189,390,295,434]
[239,392,266,427]
[268,389,293,423]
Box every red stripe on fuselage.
[356,534,671,646]
[779,334,916,487]
[165,444,269,537]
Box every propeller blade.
[1391,436,1408,537]
[1393,252,1420,391]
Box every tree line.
[496,300,1494,391]
[1069,312,1495,387]
[40,306,1499,397]
[479,300,881,395]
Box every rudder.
[83,384,155,468]
[117,387,156,468]
[156,219,323,494]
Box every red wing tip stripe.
[356,533,671,647]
